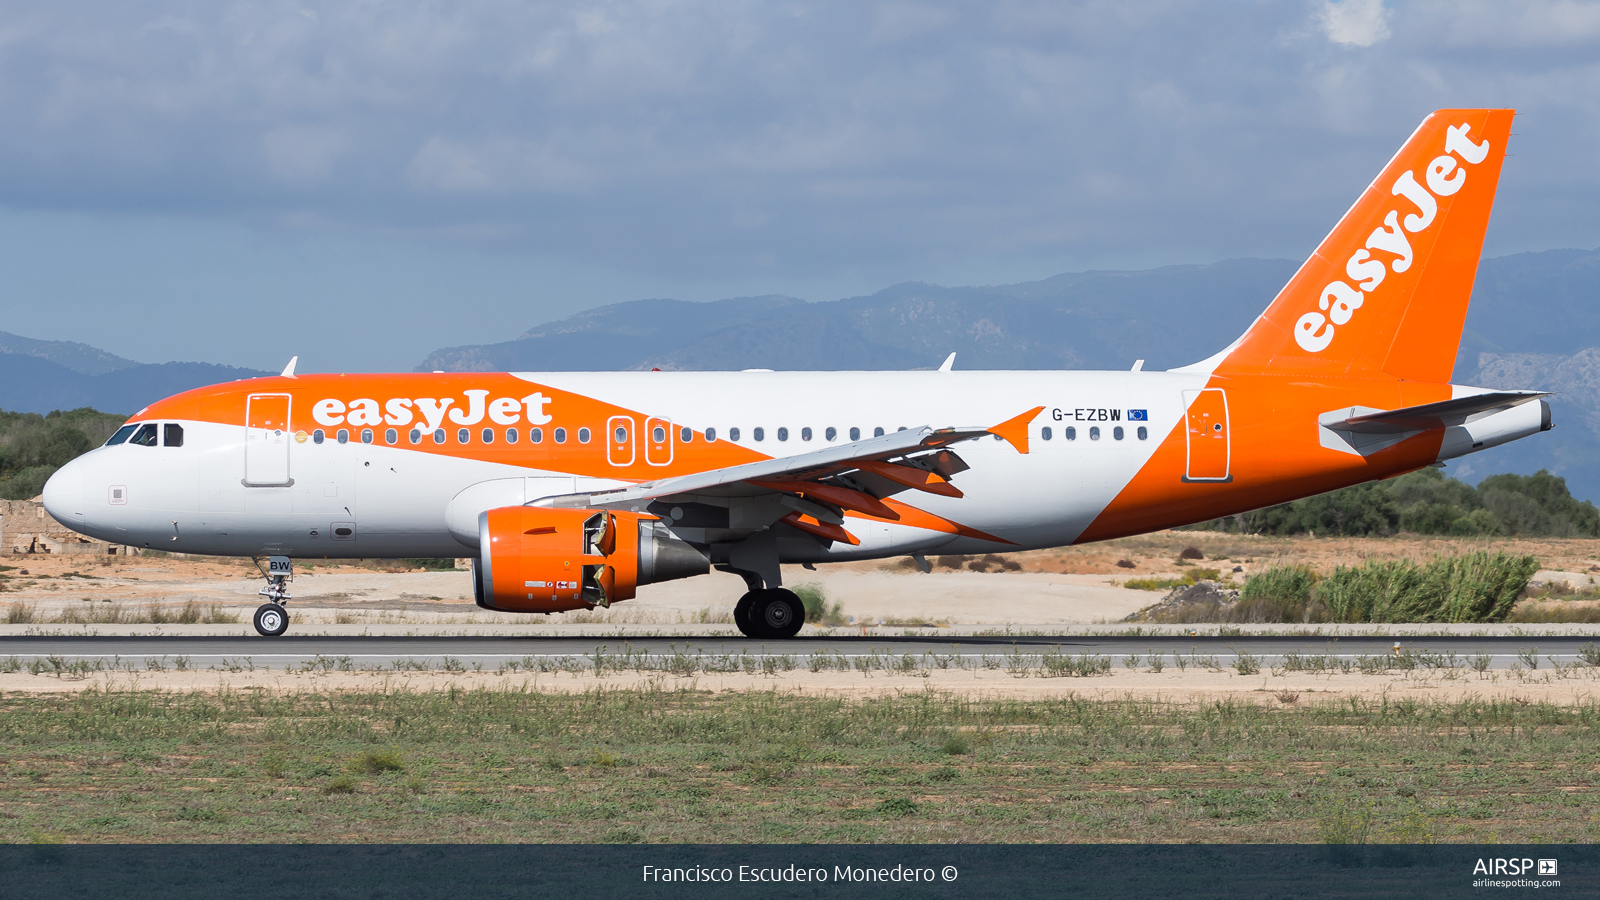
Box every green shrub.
[1316,552,1538,623]
[1242,565,1318,603]
[351,749,404,774]
[1188,467,1600,538]
[793,583,845,625]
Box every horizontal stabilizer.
[1320,391,1549,435]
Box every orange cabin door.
[245,393,293,486]
[645,417,673,466]
[606,416,635,466]
[1182,388,1231,482]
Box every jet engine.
[473,507,708,612]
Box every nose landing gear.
[251,555,294,637]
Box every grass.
[3,600,238,625]
[1124,568,1223,591]
[1134,554,1542,624]
[1317,553,1539,624]
[793,583,847,626]
[0,687,1597,844]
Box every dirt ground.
[7,663,1600,705]
[3,530,1598,631]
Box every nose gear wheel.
[253,603,289,637]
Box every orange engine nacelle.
[472,506,707,613]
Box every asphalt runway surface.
[0,633,1594,670]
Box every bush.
[351,749,405,774]
[1317,552,1538,623]
[1241,565,1319,604]
[793,583,844,625]
[1189,467,1600,538]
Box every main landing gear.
[734,588,805,640]
[252,555,294,637]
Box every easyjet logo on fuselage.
[312,391,554,431]
[1293,122,1492,353]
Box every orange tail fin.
[1205,109,1513,382]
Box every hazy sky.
[3,0,1600,371]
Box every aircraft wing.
[530,407,1044,546]
[586,426,984,504]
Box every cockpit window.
[105,424,138,446]
[129,423,158,447]
[163,424,184,447]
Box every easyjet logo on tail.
[1294,123,1492,353]
[312,391,554,431]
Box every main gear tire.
[748,588,805,639]
[734,592,757,637]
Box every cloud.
[1,0,1599,297]
[1319,0,1392,47]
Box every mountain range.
[0,332,268,417]
[5,248,1600,499]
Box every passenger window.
[361,428,373,444]
[163,424,184,447]
[457,428,470,444]
[776,427,787,441]
[1041,426,1052,441]
[409,429,422,444]
[730,427,741,442]
[1090,426,1101,441]
[313,429,325,444]
[433,428,445,444]
[554,428,566,444]
[824,427,835,441]
[801,427,812,441]
[1114,426,1124,441]
[1066,426,1076,441]
[506,428,519,444]
[680,427,693,443]
[386,428,398,445]
[873,427,885,437]
[481,428,494,444]
[534,427,546,443]
[753,427,765,441]
[706,427,717,442]
[578,427,591,443]
[129,423,158,447]
[849,427,860,441]
[337,429,349,444]
[1137,426,1148,440]
[105,424,138,446]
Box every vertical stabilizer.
[1209,109,1514,382]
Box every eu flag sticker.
[1128,409,1148,421]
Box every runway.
[1,633,1594,671]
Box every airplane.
[41,108,1550,639]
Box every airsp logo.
[1472,858,1553,876]
[1294,122,1492,353]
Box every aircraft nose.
[42,459,86,527]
